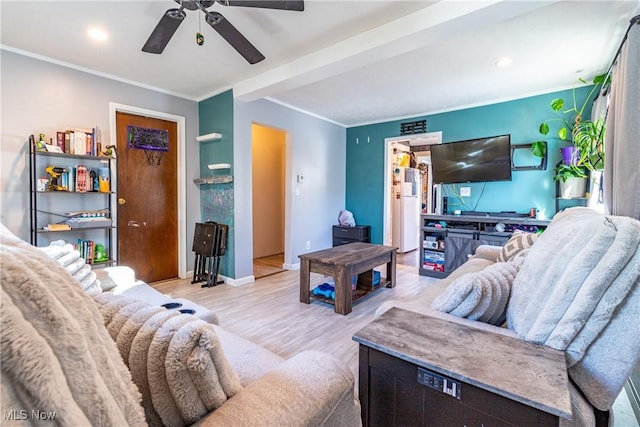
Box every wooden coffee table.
[299,242,397,315]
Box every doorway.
[252,123,286,279]
[115,111,179,283]
[383,132,441,264]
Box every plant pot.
[559,177,587,198]
[561,146,579,166]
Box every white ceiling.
[1,1,638,127]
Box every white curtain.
[604,21,640,219]
[588,90,608,211]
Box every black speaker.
[443,196,448,214]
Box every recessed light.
[495,57,513,67]
[88,27,108,42]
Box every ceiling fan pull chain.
[196,11,204,45]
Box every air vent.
[400,120,427,135]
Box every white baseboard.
[283,262,300,270]
[184,271,254,286]
[224,275,255,286]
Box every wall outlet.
[306,241,311,250]
[460,186,471,197]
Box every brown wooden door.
[116,112,178,283]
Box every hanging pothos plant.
[532,73,608,182]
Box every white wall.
[234,99,346,279]
[0,50,200,268]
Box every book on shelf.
[94,126,101,156]
[46,223,71,231]
[76,165,89,192]
[74,131,87,156]
[56,131,66,152]
[67,167,76,192]
[64,132,71,154]
[75,239,97,263]
[60,169,69,191]
[59,126,97,156]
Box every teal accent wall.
[199,89,235,278]
[346,87,593,244]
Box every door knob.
[118,198,126,205]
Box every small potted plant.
[532,74,607,198]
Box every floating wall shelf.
[194,176,233,185]
[511,142,547,171]
[208,163,231,170]
[196,133,222,142]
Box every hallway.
[253,253,284,279]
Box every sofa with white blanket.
[34,239,220,325]
[376,207,640,426]
[0,223,361,426]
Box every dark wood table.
[299,242,397,315]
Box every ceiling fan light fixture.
[87,27,108,42]
[205,13,223,26]
[145,0,303,62]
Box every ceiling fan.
[142,0,304,64]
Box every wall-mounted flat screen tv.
[430,134,512,184]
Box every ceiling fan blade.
[205,11,265,64]
[217,0,304,12]
[142,8,186,54]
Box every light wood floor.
[153,258,437,377]
[253,253,285,279]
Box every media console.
[419,213,550,278]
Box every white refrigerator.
[392,168,420,253]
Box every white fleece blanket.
[507,208,640,366]
[0,224,146,426]
[93,293,243,427]
[506,208,640,410]
[37,240,102,296]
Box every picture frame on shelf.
[44,144,63,153]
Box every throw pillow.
[432,261,520,325]
[93,294,243,426]
[94,266,137,292]
[496,231,539,263]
